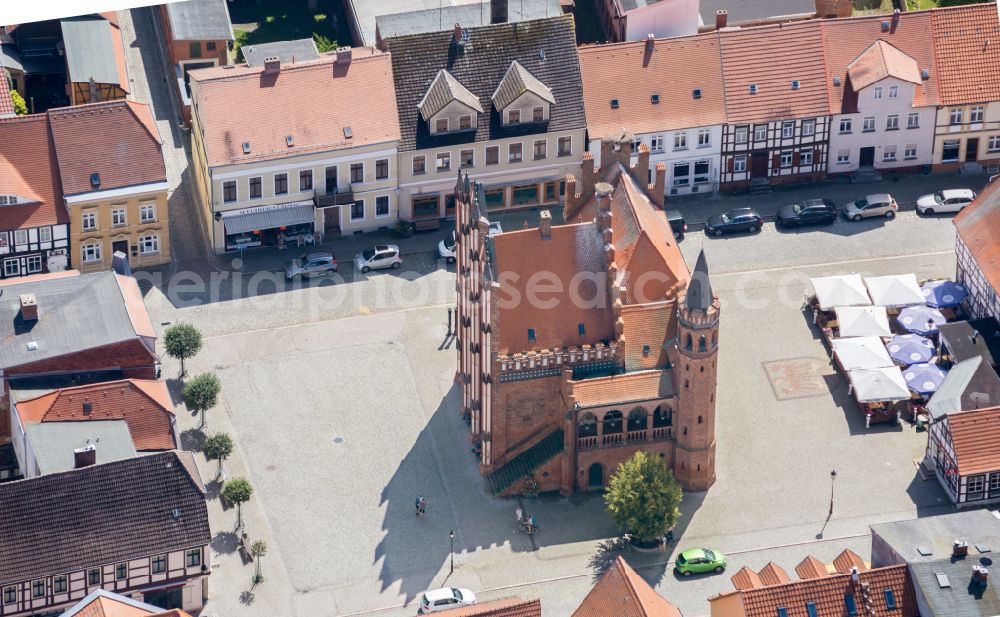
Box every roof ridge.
[614,556,652,617]
[195,51,390,84]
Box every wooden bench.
[412,218,441,232]
[238,533,254,563]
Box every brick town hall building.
[454,138,719,496]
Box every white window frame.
[735,126,749,144]
[631,137,642,152]
[435,117,449,133]
[508,142,523,163]
[38,227,51,243]
[507,109,521,125]
[950,108,963,125]
[883,145,897,161]
[989,135,1000,152]
[82,211,97,231]
[990,471,1000,491]
[863,117,876,132]
[82,243,102,263]
[839,118,852,134]
[886,114,899,130]
[780,151,793,168]
[138,235,159,255]
[436,152,451,171]
[873,86,883,99]
[534,139,547,160]
[942,139,961,162]
[140,203,156,223]
[781,122,794,138]
[968,474,986,494]
[25,254,42,273]
[888,85,898,99]
[837,149,850,164]
[971,106,985,123]
[800,150,813,165]
[907,113,919,129]
[673,132,687,149]
[223,180,237,203]
[733,155,747,173]
[650,135,664,152]
[672,162,690,186]
[350,199,365,221]
[754,125,767,141]
[904,144,917,159]
[13,229,28,245]
[802,119,816,136]
[3,258,19,277]
[697,129,711,147]
[249,176,263,199]
[112,207,127,227]
[298,168,314,192]
[693,159,711,184]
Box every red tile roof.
[832,549,868,574]
[0,114,68,229]
[621,302,675,372]
[435,598,540,617]
[955,169,1000,297]
[572,556,682,617]
[191,51,400,167]
[47,100,165,196]
[726,563,917,617]
[719,21,830,123]
[795,556,830,579]
[947,405,1000,475]
[68,590,193,617]
[16,379,176,451]
[0,71,14,117]
[579,34,727,138]
[732,566,764,590]
[571,369,673,408]
[846,41,922,90]
[759,562,792,586]
[932,2,1000,105]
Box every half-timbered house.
[927,405,1000,508]
[954,176,1000,320]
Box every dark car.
[704,208,763,236]
[667,210,687,239]
[776,199,838,228]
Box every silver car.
[843,193,898,221]
[284,252,337,279]
[355,244,401,273]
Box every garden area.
[226,0,352,63]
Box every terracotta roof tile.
[822,12,938,112]
[571,369,673,408]
[66,590,194,617]
[436,598,540,617]
[732,566,764,590]
[16,379,176,451]
[734,563,917,617]
[932,3,1000,105]
[947,405,1000,475]
[621,302,675,372]
[0,113,67,229]
[719,21,830,123]
[759,562,792,586]
[572,556,682,617]
[493,222,613,355]
[795,556,830,579]
[47,101,165,196]
[191,51,400,167]
[579,34,727,138]
[0,71,14,117]
[955,175,1000,295]
[832,549,868,574]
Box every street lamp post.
[449,530,455,575]
[829,470,837,517]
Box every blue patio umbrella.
[897,306,947,335]
[886,334,935,366]
[903,363,947,396]
[921,280,968,309]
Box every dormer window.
[0,195,20,206]
[791,80,800,90]
[435,118,449,133]
[610,99,620,109]
[508,109,521,124]
[492,60,555,128]
[692,89,701,99]
[418,69,484,135]
[459,115,472,130]
[533,106,544,122]
[651,93,660,104]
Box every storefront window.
[413,196,439,219]
[673,163,690,186]
[694,160,710,184]
[512,184,538,206]
[484,189,505,210]
[544,181,558,202]
[942,140,961,162]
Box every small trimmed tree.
[183,372,221,428]
[222,477,253,527]
[604,451,683,544]
[164,323,202,376]
[11,90,27,116]
[250,540,267,583]
[203,432,233,479]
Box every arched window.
[712,331,718,347]
[603,410,624,434]
[627,408,647,431]
[683,426,688,436]
[685,334,693,350]
[653,405,672,427]
[699,335,707,352]
[578,412,597,438]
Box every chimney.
[336,46,352,64]
[716,9,728,29]
[263,56,280,73]
[74,444,96,469]
[19,294,38,321]
[651,162,666,207]
[892,8,900,27]
[454,23,462,43]
[491,0,508,24]
[645,33,655,52]
[539,210,552,238]
[954,540,969,558]
[850,566,860,583]
[973,565,990,584]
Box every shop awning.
[835,306,891,338]
[848,367,911,403]
[224,204,315,235]
[832,336,894,371]
[811,274,871,311]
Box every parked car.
[354,245,401,273]
[916,189,976,215]
[775,198,838,227]
[704,208,763,236]
[667,210,687,239]
[438,232,457,263]
[675,548,727,576]
[843,193,897,221]
[419,588,476,613]
[284,251,337,279]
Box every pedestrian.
[415,495,423,516]
[419,496,427,515]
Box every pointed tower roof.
[686,249,714,311]
[572,556,682,617]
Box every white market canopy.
[812,274,872,311]
[848,367,911,403]
[832,336,895,371]
[835,306,892,338]
[864,274,925,308]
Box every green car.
[675,548,727,576]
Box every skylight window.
[344,126,353,139]
[777,608,788,617]
[90,172,101,187]
[241,142,251,154]
[528,328,536,342]
[651,93,660,104]
[806,603,818,617]
[578,323,586,336]
[791,80,801,90]
[286,135,294,147]
[610,99,620,109]
[884,588,897,610]
[749,84,758,94]
[845,594,858,616]
[693,88,702,99]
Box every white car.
[419,587,476,613]
[916,189,976,215]
[354,244,401,273]
[437,223,503,264]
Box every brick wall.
[4,340,157,380]
[577,441,675,490]
[492,374,564,465]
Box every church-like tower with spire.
[674,250,719,490]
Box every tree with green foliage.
[183,372,221,428]
[604,451,683,544]
[203,432,233,479]
[250,540,267,583]
[164,323,202,376]
[222,477,253,526]
[11,90,27,116]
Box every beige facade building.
[189,49,401,253]
[385,16,586,230]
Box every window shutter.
[772,153,780,168]
[727,157,734,172]
[814,147,822,161]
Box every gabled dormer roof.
[847,40,922,91]
[417,69,484,121]
[492,60,555,111]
